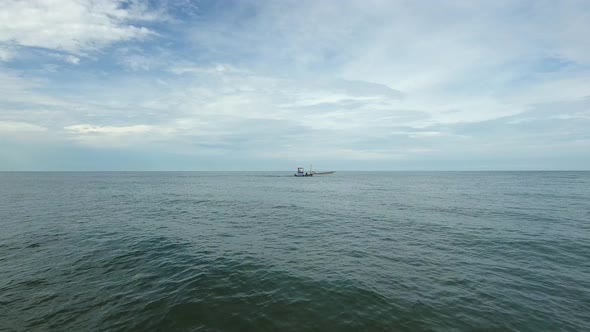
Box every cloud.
[0,45,15,61]
[0,0,156,55]
[64,124,155,135]
[41,52,82,65]
[62,123,179,149]
[169,63,246,75]
[183,1,590,123]
[64,55,80,65]
[0,1,589,169]
[0,121,47,133]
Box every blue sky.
[0,0,589,170]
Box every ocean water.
[1,171,589,331]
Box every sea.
[1,171,589,331]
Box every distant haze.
[1,0,589,170]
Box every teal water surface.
[1,172,589,331]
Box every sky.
[0,0,589,171]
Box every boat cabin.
[294,167,312,177]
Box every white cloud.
[62,123,179,148]
[117,53,157,71]
[43,52,81,65]
[1,1,589,169]
[169,63,246,75]
[0,121,47,133]
[184,0,590,125]
[64,55,80,65]
[0,46,15,61]
[0,0,155,54]
[64,124,155,135]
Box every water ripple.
[0,171,589,331]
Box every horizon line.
[1,170,589,172]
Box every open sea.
[0,171,589,331]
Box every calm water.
[1,172,589,331]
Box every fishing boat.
[311,171,335,175]
[309,164,335,175]
[294,165,335,177]
[294,167,312,177]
